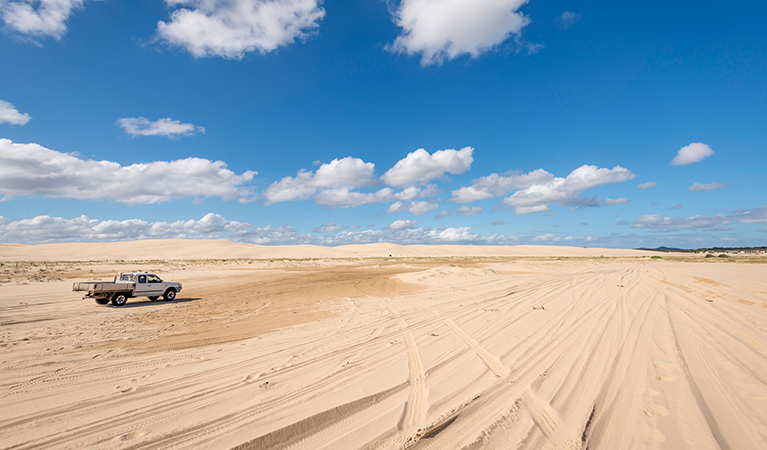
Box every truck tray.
[72,282,133,292]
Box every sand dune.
[1,241,766,449]
[0,239,666,261]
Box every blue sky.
[1,0,765,248]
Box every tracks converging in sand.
[1,257,767,449]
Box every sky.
[0,0,765,248]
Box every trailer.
[73,272,182,306]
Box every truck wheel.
[148,296,159,301]
[95,298,110,305]
[163,288,177,301]
[111,293,129,306]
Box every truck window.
[120,274,134,282]
[138,275,147,284]
[147,275,162,283]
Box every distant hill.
[637,246,766,253]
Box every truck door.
[134,274,151,295]
[146,274,164,295]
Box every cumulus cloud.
[503,165,636,214]
[156,0,325,59]
[456,205,482,215]
[688,182,727,192]
[388,0,530,65]
[0,212,627,246]
[534,233,595,243]
[0,139,256,204]
[0,213,261,244]
[451,168,555,203]
[555,11,582,28]
[604,198,628,205]
[671,142,713,166]
[0,0,83,40]
[263,157,376,205]
[117,117,205,138]
[385,200,439,215]
[313,222,360,233]
[637,181,657,189]
[407,201,439,215]
[387,219,418,230]
[382,147,473,187]
[0,100,31,125]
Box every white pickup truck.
[73,272,182,306]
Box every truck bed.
[73,282,133,293]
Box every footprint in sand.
[643,404,669,417]
[243,373,261,383]
[121,387,137,393]
[655,375,680,382]
[116,430,146,441]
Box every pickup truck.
[73,272,183,306]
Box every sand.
[1,241,766,449]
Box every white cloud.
[313,188,391,208]
[313,222,359,233]
[157,0,325,59]
[504,165,636,213]
[637,181,657,189]
[555,11,582,28]
[387,219,418,230]
[731,206,767,224]
[388,0,530,65]
[456,205,482,215]
[605,198,627,205]
[117,117,205,138]
[451,168,555,203]
[0,139,256,204]
[382,147,473,187]
[263,157,376,205]
[0,213,261,244]
[408,200,439,215]
[435,210,452,219]
[671,142,713,166]
[434,226,478,242]
[0,0,83,40]
[632,207,767,233]
[385,201,406,214]
[385,200,439,215]
[633,214,731,232]
[688,182,727,192]
[0,100,31,125]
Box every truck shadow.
[108,297,202,308]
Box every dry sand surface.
[1,241,766,449]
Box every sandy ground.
[1,242,766,449]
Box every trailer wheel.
[163,288,177,301]
[148,296,159,301]
[111,292,129,306]
[95,298,110,305]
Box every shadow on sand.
[105,297,202,309]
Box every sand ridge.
[1,241,766,449]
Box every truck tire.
[163,288,177,301]
[148,296,159,301]
[111,292,129,306]
[95,298,110,305]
